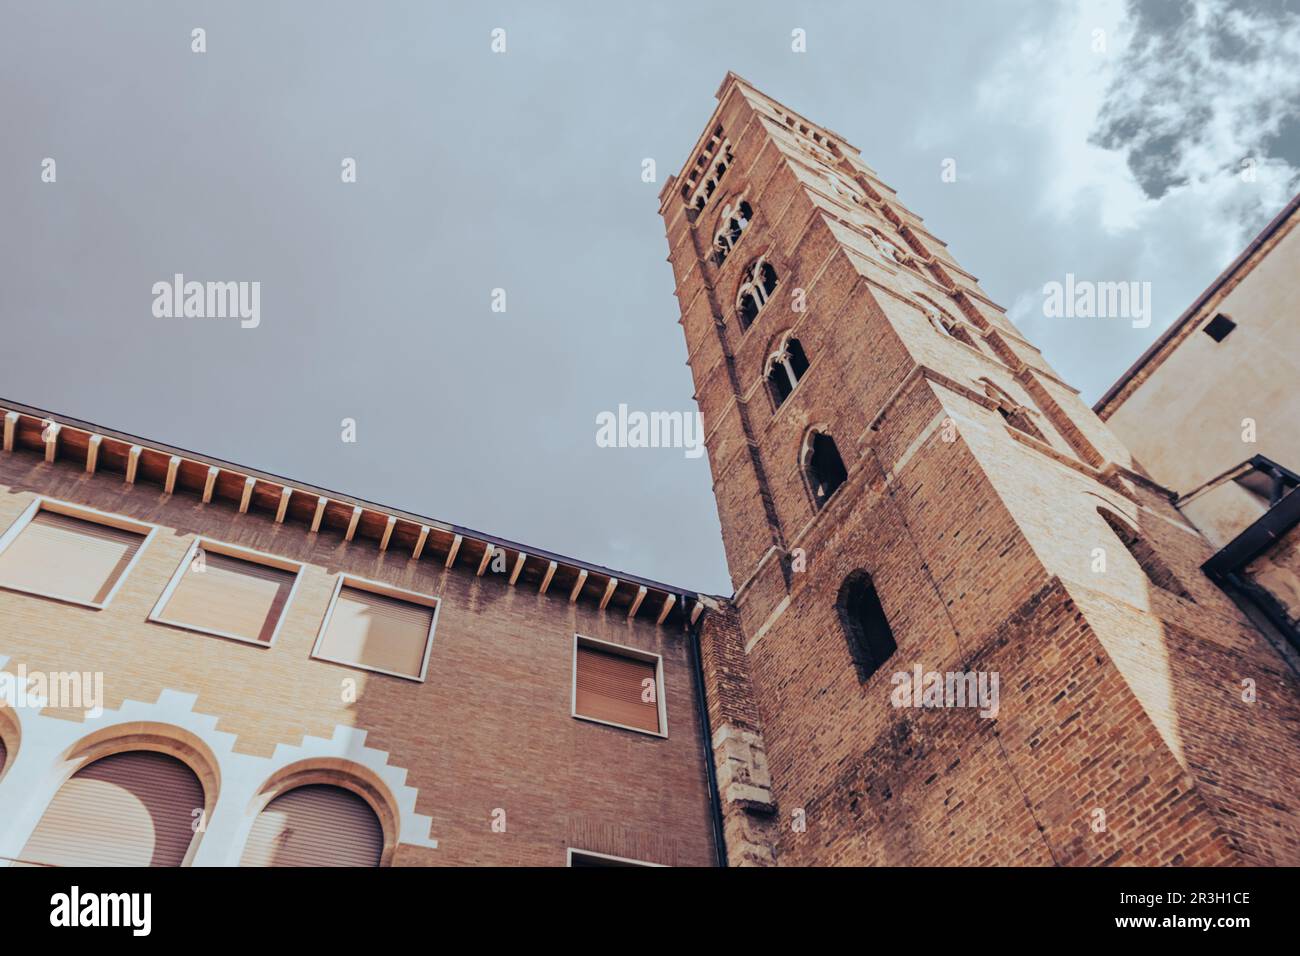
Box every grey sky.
[2,0,1297,596]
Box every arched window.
[837,571,897,682]
[713,199,754,265]
[241,784,384,867]
[20,750,205,867]
[736,258,779,330]
[681,135,734,213]
[1097,508,1195,601]
[766,336,810,407]
[981,379,1048,442]
[804,431,848,508]
[919,298,980,350]
[867,228,912,267]
[823,170,864,204]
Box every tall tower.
[661,73,1300,866]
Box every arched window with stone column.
[736,257,779,330]
[712,198,754,265]
[765,335,810,408]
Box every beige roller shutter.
[0,510,145,605]
[158,550,296,643]
[575,645,660,733]
[316,585,434,678]
[240,785,383,867]
[19,751,204,867]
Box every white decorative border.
[0,657,437,866]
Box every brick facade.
[0,441,717,866]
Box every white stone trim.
[0,660,437,867]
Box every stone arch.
[61,721,222,826]
[800,425,848,509]
[0,704,18,784]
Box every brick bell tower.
[660,73,1300,867]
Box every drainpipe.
[686,595,729,868]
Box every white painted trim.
[571,634,668,739]
[569,568,588,603]
[0,497,157,611]
[147,537,305,649]
[309,574,440,683]
[0,668,438,867]
[567,847,665,867]
[744,594,791,653]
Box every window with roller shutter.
[312,576,439,681]
[0,499,152,608]
[572,636,666,736]
[239,784,384,867]
[150,539,302,646]
[18,750,205,867]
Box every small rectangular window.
[312,577,438,681]
[572,636,665,736]
[1203,313,1236,342]
[150,539,301,646]
[0,499,152,608]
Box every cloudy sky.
[1,0,1297,595]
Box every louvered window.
[0,502,149,607]
[151,542,299,645]
[240,784,383,867]
[19,751,204,867]
[573,639,664,735]
[313,580,438,680]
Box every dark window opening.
[837,571,897,682]
[983,381,1047,443]
[767,338,810,408]
[1098,508,1195,601]
[1204,313,1236,342]
[737,259,778,330]
[997,405,1048,442]
[807,432,847,508]
[713,201,754,266]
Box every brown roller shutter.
[575,645,661,733]
[19,751,204,867]
[157,550,296,643]
[239,784,383,867]
[0,510,145,605]
[316,585,434,678]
